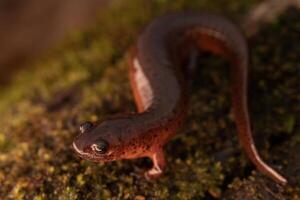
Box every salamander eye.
[80,121,94,133]
[91,139,109,154]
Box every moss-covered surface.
[0,0,299,199]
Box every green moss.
[0,0,299,199]
[0,132,13,152]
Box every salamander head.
[72,119,135,162]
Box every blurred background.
[0,0,298,84]
[0,0,109,84]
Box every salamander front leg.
[145,149,166,180]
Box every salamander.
[73,11,287,184]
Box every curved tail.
[195,12,287,184]
[231,58,287,184]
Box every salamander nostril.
[79,121,94,133]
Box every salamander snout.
[73,121,109,154]
[73,137,109,155]
[72,120,121,162]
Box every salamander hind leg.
[145,149,166,180]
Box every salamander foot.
[145,149,166,180]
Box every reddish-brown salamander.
[73,12,287,184]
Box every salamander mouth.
[72,142,115,162]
